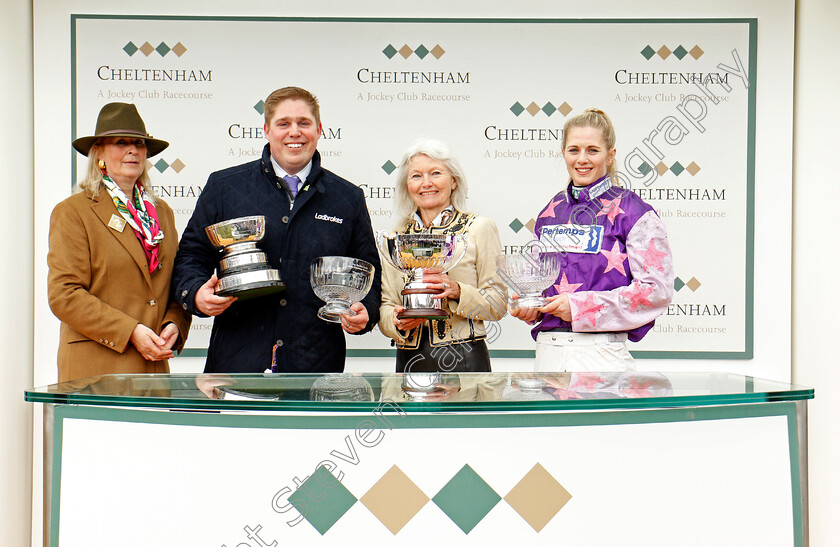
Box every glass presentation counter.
[26,372,812,547]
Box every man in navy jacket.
[173,87,381,373]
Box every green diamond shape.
[670,162,685,176]
[154,159,169,173]
[673,45,688,60]
[638,162,652,175]
[641,45,656,60]
[415,44,429,59]
[542,102,557,116]
[289,466,357,535]
[674,277,685,291]
[123,42,138,56]
[509,218,524,233]
[382,160,397,175]
[156,42,171,56]
[510,102,525,116]
[433,465,500,534]
[253,100,265,115]
[382,44,398,59]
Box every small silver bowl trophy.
[497,250,562,309]
[310,256,375,322]
[376,232,467,319]
[205,216,285,299]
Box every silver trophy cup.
[310,256,375,323]
[205,215,285,298]
[376,231,468,319]
[497,250,562,309]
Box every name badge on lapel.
[108,214,126,233]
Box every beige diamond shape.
[689,45,704,60]
[139,42,155,56]
[172,42,187,57]
[360,465,429,535]
[144,159,153,169]
[686,277,701,291]
[430,45,445,59]
[657,45,672,60]
[558,101,573,116]
[525,102,541,116]
[656,162,669,176]
[686,161,701,176]
[504,463,571,532]
[170,159,186,173]
[525,219,536,233]
[398,44,414,59]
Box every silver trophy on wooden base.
[376,232,467,320]
[205,215,285,299]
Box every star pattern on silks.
[569,373,607,391]
[596,197,625,224]
[538,197,563,219]
[573,293,604,327]
[553,272,583,295]
[623,282,655,312]
[600,241,628,275]
[637,238,668,272]
[619,377,654,398]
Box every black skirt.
[395,326,491,373]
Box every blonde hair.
[74,140,157,203]
[562,108,618,182]
[393,138,469,228]
[264,87,321,127]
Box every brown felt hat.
[72,102,169,157]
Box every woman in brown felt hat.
[47,102,190,382]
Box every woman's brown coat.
[48,191,191,382]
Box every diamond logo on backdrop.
[685,161,701,176]
[689,45,705,59]
[361,465,429,535]
[655,162,669,176]
[433,464,501,534]
[139,41,155,56]
[253,100,265,115]
[637,162,652,176]
[155,42,171,56]
[542,102,557,116]
[123,42,139,56]
[381,160,397,175]
[670,161,685,176]
[525,102,541,116]
[504,463,572,532]
[674,277,685,291]
[398,44,414,59]
[643,44,703,61]
[524,219,536,233]
[510,102,525,116]
[288,465,357,535]
[383,44,445,59]
[169,159,186,173]
[509,218,524,233]
[686,277,701,291]
[154,159,169,173]
[640,45,656,60]
[558,101,573,116]
[171,42,187,57]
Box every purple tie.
[283,175,301,198]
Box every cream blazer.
[379,213,507,349]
